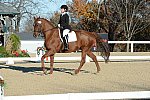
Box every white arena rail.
[21,41,150,53]
[1,55,150,64]
[108,41,150,52]
[4,91,150,100]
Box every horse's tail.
[95,33,110,63]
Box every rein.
[34,28,52,33]
[34,27,55,33]
[34,28,57,37]
[43,28,53,33]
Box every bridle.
[33,21,42,35]
[33,20,52,37]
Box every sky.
[38,0,72,17]
[37,0,101,17]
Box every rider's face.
[61,8,65,13]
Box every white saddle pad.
[59,29,77,42]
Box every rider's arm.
[58,15,61,27]
[62,14,69,28]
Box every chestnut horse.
[33,17,110,75]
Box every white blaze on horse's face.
[37,21,42,24]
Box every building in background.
[0,3,20,46]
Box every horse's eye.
[33,24,38,26]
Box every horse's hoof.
[93,71,100,75]
[97,68,100,72]
[96,71,100,74]
[75,69,79,74]
[50,70,53,74]
[43,69,47,75]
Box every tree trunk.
[108,31,115,52]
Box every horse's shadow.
[0,63,90,75]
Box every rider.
[58,5,71,51]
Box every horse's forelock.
[35,18,46,24]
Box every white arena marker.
[0,55,150,64]
[6,58,14,65]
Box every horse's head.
[33,17,44,38]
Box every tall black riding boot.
[63,35,69,51]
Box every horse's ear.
[38,16,40,18]
[34,16,36,20]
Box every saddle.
[59,29,77,42]
[58,29,77,52]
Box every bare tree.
[24,18,34,33]
[5,0,45,32]
[103,0,150,51]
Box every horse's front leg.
[41,54,47,75]
[41,50,54,75]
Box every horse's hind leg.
[50,55,54,74]
[87,51,100,73]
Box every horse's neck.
[43,22,53,31]
[44,28,59,41]
[43,19,54,29]
[41,19,59,41]
[43,22,53,38]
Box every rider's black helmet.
[60,5,68,11]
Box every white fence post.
[131,43,134,52]
[0,76,4,100]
